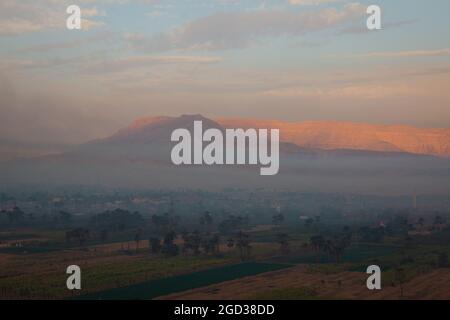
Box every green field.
[0,246,62,254]
[272,244,400,264]
[76,262,291,300]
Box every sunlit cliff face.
[125,116,450,157]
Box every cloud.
[128,3,366,52]
[337,19,418,35]
[147,10,165,17]
[0,54,223,75]
[13,31,115,54]
[260,65,450,101]
[358,49,450,58]
[261,83,421,99]
[81,55,223,73]
[289,0,343,5]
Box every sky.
[0,0,450,149]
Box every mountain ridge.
[117,115,450,157]
[2,114,449,194]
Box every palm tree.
[135,229,142,253]
[332,241,345,263]
[66,228,89,247]
[199,211,213,231]
[433,215,446,231]
[276,233,290,255]
[149,237,161,254]
[236,231,251,261]
[163,231,176,245]
[211,234,220,254]
[100,229,109,243]
[395,267,407,298]
[310,235,325,262]
[336,233,351,263]
[323,239,333,261]
[200,235,212,254]
[161,231,179,256]
[151,213,173,234]
[183,231,201,255]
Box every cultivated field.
[160,264,450,300]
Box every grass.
[76,262,291,300]
[0,250,232,299]
[1,226,448,300]
[0,246,61,254]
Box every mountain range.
[123,115,450,157]
[1,114,449,195]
